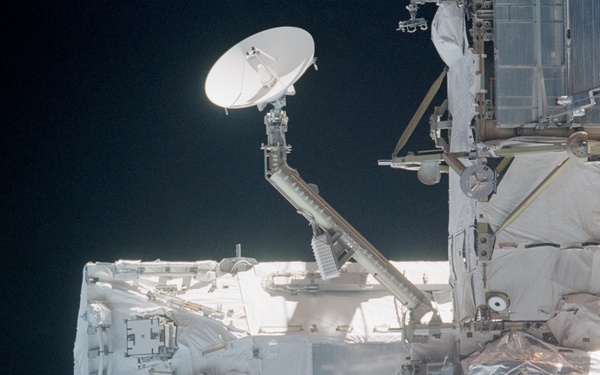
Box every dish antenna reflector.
[205,27,316,110]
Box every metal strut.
[261,108,437,335]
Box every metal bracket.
[397,4,428,33]
[540,86,600,126]
[476,222,495,261]
[429,99,451,152]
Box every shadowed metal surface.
[494,0,599,127]
[569,0,600,126]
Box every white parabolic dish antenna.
[205,27,315,109]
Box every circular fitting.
[566,131,589,160]
[488,295,508,312]
[460,164,495,199]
